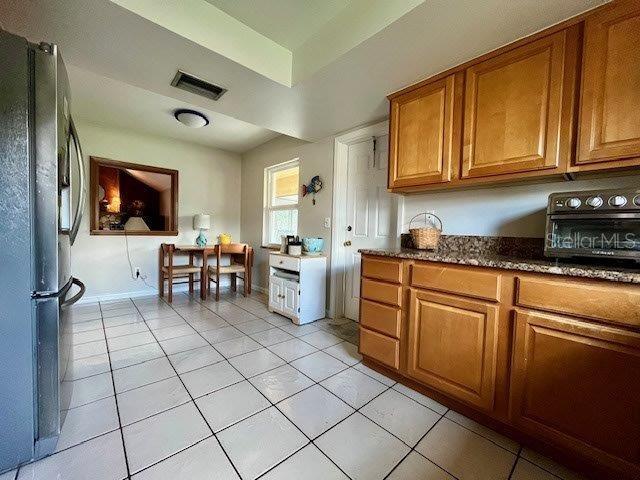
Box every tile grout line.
[143,292,320,476]
[305,383,398,477]
[30,292,576,480]
[128,297,244,480]
[514,449,566,480]
[70,296,474,479]
[18,307,119,462]
[171,296,356,480]
[508,445,524,479]
[402,415,462,480]
[190,292,405,478]
[79,294,527,480]
[114,294,513,479]
[199,292,357,347]
[175,292,357,480]
[440,411,522,457]
[99,298,133,480]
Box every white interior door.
[343,135,397,320]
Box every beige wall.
[402,174,640,237]
[240,135,334,300]
[72,121,242,301]
[74,120,640,309]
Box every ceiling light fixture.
[174,109,209,128]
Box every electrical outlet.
[135,267,140,278]
[323,217,331,229]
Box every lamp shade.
[124,216,150,231]
[193,214,210,230]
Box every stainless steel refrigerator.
[0,29,87,472]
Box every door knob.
[344,240,352,246]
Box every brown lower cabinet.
[407,289,499,411]
[510,309,640,475]
[358,255,640,479]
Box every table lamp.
[193,214,210,247]
[124,216,150,231]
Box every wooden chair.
[158,243,201,303]
[206,243,249,301]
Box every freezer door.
[33,276,84,458]
[33,293,63,456]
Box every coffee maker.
[280,235,298,253]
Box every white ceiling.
[204,0,351,50]
[68,66,280,153]
[1,0,608,151]
[125,169,171,191]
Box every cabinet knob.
[344,240,352,246]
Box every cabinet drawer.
[269,254,300,272]
[362,256,403,284]
[361,278,402,307]
[516,277,640,327]
[360,299,401,338]
[411,263,501,301]
[359,328,400,369]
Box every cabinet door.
[407,289,499,410]
[462,30,571,178]
[388,74,460,188]
[282,281,299,317]
[268,277,283,311]
[510,309,640,473]
[576,1,640,169]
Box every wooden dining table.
[174,245,254,300]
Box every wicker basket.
[409,213,443,250]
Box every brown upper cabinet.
[575,1,640,170]
[462,29,576,179]
[387,1,640,192]
[388,74,461,188]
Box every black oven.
[545,189,640,262]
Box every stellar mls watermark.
[550,232,639,250]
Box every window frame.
[262,158,300,247]
[89,156,179,236]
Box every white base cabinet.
[268,253,326,325]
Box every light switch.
[323,217,331,229]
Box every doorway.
[330,121,402,321]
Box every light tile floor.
[5,291,587,480]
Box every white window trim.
[263,158,300,247]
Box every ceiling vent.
[171,70,227,101]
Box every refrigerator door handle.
[60,277,85,308]
[68,116,86,245]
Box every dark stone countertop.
[359,236,640,284]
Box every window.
[90,157,178,235]
[263,159,299,246]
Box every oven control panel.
[548,189,640,213]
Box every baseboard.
[78,284,191,304]
[251,284,267,294]
[81,278,256,304]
